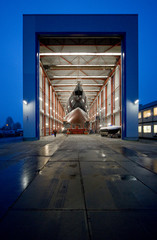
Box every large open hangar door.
[39,36,122,137]
[23,14,138,140]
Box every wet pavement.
[0,135,157,239]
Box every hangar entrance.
[39,36,122,137]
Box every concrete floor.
[0,134,157,239]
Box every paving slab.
[13,162,84,209]
[80,162,157,209]
[49,149,79,161]
[89,210,157,240]
[118,161,157,193]
[0,135,66,219]
[0,210,88,240]
[0,135,157,240]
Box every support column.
[48,84,50,135]
[119,62,122,125]
[105,85,107,126]
[51,88,53,134]
[111,77,113,125]
[44,75,46,136]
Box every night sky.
[0,0,157,127]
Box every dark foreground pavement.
[0,135,157,240]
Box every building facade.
[23,14,138,140]
[138,101,157,139]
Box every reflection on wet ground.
[0,135,157,239]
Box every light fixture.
[56,90,99,93]
[115,97,119,101]
[39,97,43,101]
[51,76,108,79]
[53,64,116,67]
[23,100,28,105]
[134,99,139,104]
[40,52,121,56]
[52,83,103,86]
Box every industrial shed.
[23,14,138,140]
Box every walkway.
[0,135,157,239]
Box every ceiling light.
[53,64,116,67]
[40,52,121,56]
[56,90,99,92]
[51,76,108,78]
[52,83,103,86]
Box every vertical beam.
[42,71,44,136]
[105,85,107,125]
[55,95,57,130]
[49,83,50,135]
[111,76,113,125]
[44,75,46,136]
[51,88,53,134]
[113,74,115,125]
[119,62,122,125]
[101,90,103,119]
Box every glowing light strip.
[40,52,121,56]
[51,76,108,78]
[53,64,116,67]
[56,90,99,92]
[52,84,103,86]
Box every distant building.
[138,101,157,138]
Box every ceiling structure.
[39,37,121,111]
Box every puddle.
[121,175,137,181]
[104,174,137,181]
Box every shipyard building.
[23,14,138,140]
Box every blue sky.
[0,0,157,127]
